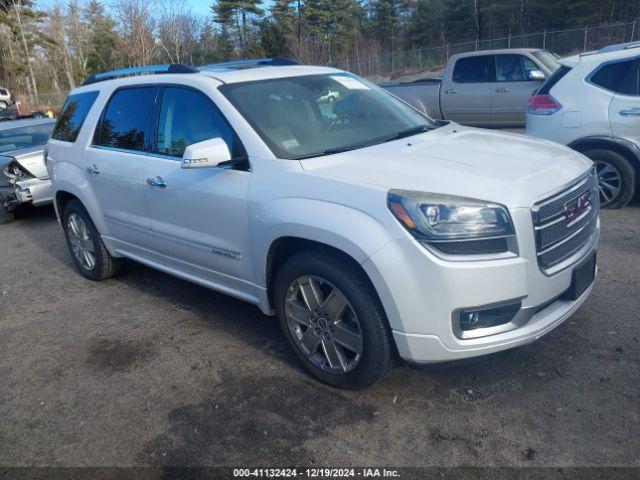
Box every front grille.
[532,170,599,273]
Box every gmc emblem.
[564,193,591,222]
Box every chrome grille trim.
[532,169,599,274]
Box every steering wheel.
[327,115,352,132]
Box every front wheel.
[274,248,393,390]
[582,148,636,209]
[0,101,8,109]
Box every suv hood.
[299,124,592,208]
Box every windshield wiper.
[290,125,436,160]
[382,124,434,143]
[290,143,372,159]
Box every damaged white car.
[0,118,55,224]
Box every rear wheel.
[0,194,15,224]
[0,101,8,109]
[62,200,122,280]
[274,248,393,390]
[582,148,635,209]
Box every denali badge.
[564,193,591,222]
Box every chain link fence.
[341,20,639,81]
[19,91,68,114]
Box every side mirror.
[182,137,231,169]
[528,70,546,81]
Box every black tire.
[274,247,393,390]
[0,101,7,109]
[0,194,15,224]
[582,148,636,209]
[62,199,122,280]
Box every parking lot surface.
[0,204,638,467]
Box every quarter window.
[52,91,99,142]
[154,87,235,158]
[591,59,640,96]
[97,87,156,151]
[453,55,494,83]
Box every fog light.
[462,311,480,327]
[459,301,521,332]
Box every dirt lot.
[0,204,638,468]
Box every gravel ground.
[0,203,638,468]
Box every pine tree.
[84,0,118,74]
[211,0,264,56]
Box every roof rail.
[82,64,197,86]
[581,41,640,57]
[199,57,298,71]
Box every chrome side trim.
[152,228,242,259]
[104,214,150,233]
[103,215,242,260]
[89,145,150,157]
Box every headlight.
[388,190,516,255]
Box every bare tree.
[44,3,76,90]
[67,0,89,76]
[113,0,155,66]
[10,0,38,98]
[156,0,200,64]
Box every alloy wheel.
[67,213,96,270]
[596,160,622,207]
[285,275,363,374]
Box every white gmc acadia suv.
[46,60,599,389]
[527,42,640,209]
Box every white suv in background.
[527,42,640,209]
[47,61,598,389]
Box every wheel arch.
[568,136,640,184]
[55,190,79,220]
[253,198,396,310]
[265,236,379,309]
[264,235,400,366]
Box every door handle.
[146,176,167,188]
[86,164,100,175]
[619,108,640,117]
[496,87,511,93]
[445,89,458,94]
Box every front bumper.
[392,277,594,363]
[362,207,599,363]
[1,177,53,210]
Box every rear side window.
[590,59,639,96]
[96,87,156,152]
[453,56,494,83]
[0,89,7,96]
[537,66,572,95]
[154,87,236,158]
[51,91,99,142]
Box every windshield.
[220,73,437,159]
[0,122,54,153]
[532,51,561,73]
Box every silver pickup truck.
[382,48,560,127]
